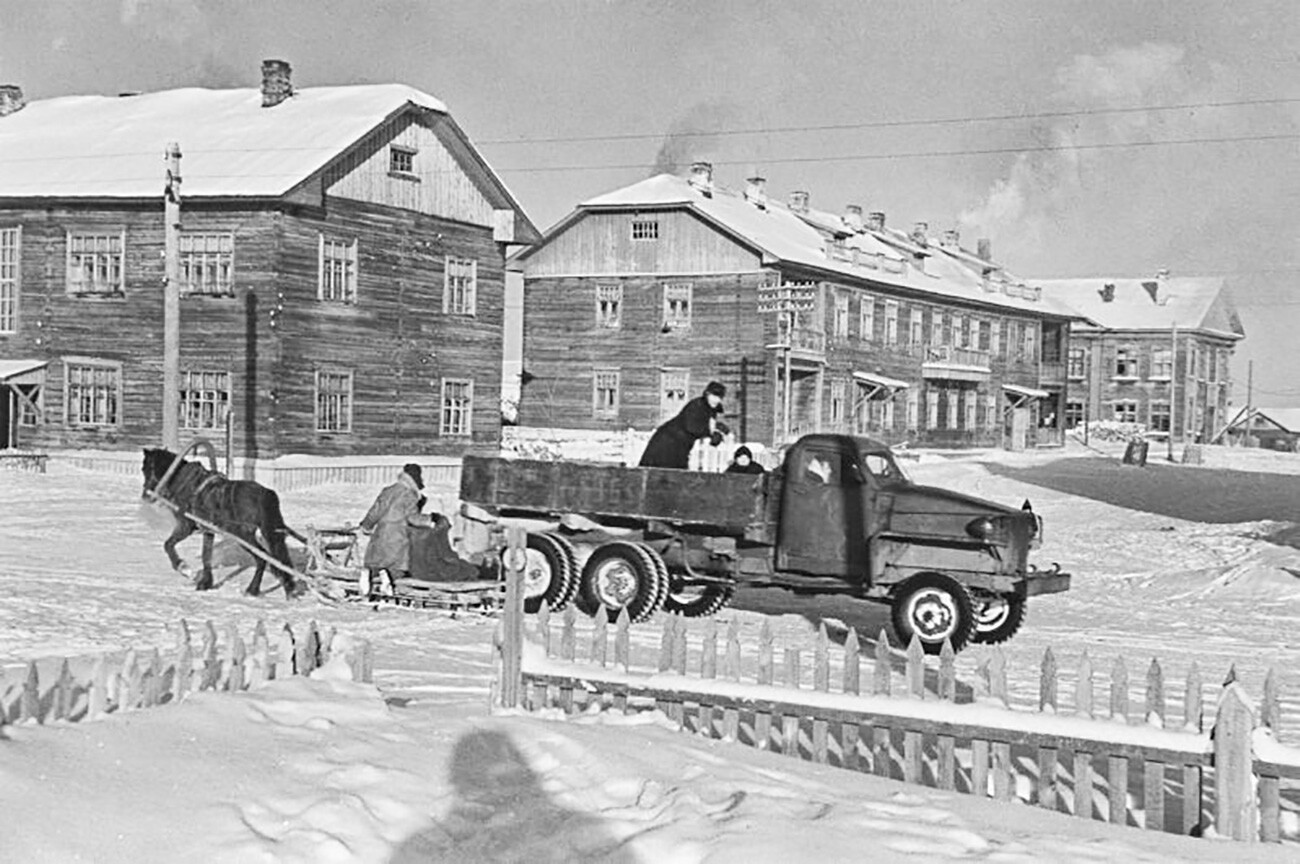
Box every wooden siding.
[522,210,762,277]
[273,196,503,456]
[324,114,495,227]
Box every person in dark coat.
[408,511,484,583]
[725,445,766,475]
[638,381,730,469]
[360,463,432,594]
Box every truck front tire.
[576,541,666,623]
[516,533,578,614]
[970,593,1026,645]
[663,583,735,618]
[890,572,975,654]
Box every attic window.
[631,219,659,241]
[389,145,417,177]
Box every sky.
[2,0,1297,406]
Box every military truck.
[460,433,1069,653]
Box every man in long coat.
[360,463,432,591]
[639,381,730,469]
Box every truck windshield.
[862,450,908,485]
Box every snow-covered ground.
[3,451,1300,862]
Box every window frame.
[1113,346,1139,379]
[179,369,231,431]
[317,235,358,304]
[440,377,474,437]
[1067,347,1087,380]
[66,229,126,297]
[1150,347,1173,380]
[314,369,354,433]
[592,368,620,419]
[884,300,899,345]
[0,225,19,333]
[833,293,850,340]
[179,231,235,297]
[908,306,924,348]
[1149,401,1172,433]
[859,294,876,341]
[443,256,478,316]
[659,368,689,423]
[595,284,622,329]
[63,356,123,428]
[388,144,418,178]
[17,383,42,427]
[1112,401,1139,423]
[1065,400,1085,429]
[662,282,693,331]
[829,378,845,426]
[630,219,660,241]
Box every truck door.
[776,441,869,579]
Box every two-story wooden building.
[512,163,1078,450]
[1038,275,1244,442]
[0,60,538,460]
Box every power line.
[476,95,1300,146]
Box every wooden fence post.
[1110,655,1129,723]
[937,639,956,791]
[811,623,829,763]
[200,622,219,690]
[277,623,296,680]
[1040,647,1058,712]
[88,654,108,720]
[782,645,800,757]
[1213,682,1258,842]
[174,627,193,701]
[119,649,139,709]
[592,606,609,669]
[249,620,269,689]
[498,525,526,710]
[755,620,774,750]
[52,659,73,721]
[1143,658,1166,832]
[297,621,320,678]
[20,661,40,724]
[722,617,741,742]
[1259,667,1282,843]
[1181,661,1203,835]
[700,618,718,738]
[1076,650,1094,718]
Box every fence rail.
[490,534,1299,845]
[1,618,373,727]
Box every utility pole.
[1167,321,1177,462]
[758,282,815,445]
[162,142,182,449]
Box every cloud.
[650,101,743,177]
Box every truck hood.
[883,483,1036,544]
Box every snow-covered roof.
[0,85,452,199]
[563,174,1078,320]
[1224,406,1300,433]
[1037,276,1244,339]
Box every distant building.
[1038,274,1245,442]
[1216,406,1300,451]
[512,164,1079,450]
[0,61,538,458]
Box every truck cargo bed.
[461,455,768,534]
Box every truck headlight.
[966,515,1007,542]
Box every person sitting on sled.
[359,463,432,597]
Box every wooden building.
[0,61,538,460]
[1215,406,1300,451]
[512,164,1078,450]
[1037,275,1244,442]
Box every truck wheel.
[633,543,671,619]
[513,533,575,614]
[577,542,665,624]
[663,582,735,618]
[540,532,581,611]
[890,572,975,655]
[970,593,1026,645]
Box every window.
[0,226,18,332]
[315,370,353,432]
[1067,347,1086,379]
[593,369,620,418]
[67,231,125,295]
[926,390,939,429]
[946,390,959,430]
[180,232,234,296]
[909,307,924,347]
[992,319,1004,358]
[964,390,976,431]
[1150,402,1171,433]
[179,370,230,430]
[1114,347,1138,378]
[631,219,659,241]
[884,301,899,345]
[1065,400,1085,429]
[830,379,845,426]
[1207,348,1218,382]
[444,257,477,315]
[1197,345,1208,379]
[906,389,919,430]
[1009,321,1023,360]
[662,282,692,330]
[883,394,896,430]
[595,284,622,328]
[660,369,689,421]
[941,313,952,347]
[440,378,473,436]
[1151,348,1173,380]
[859,295,875,340]
[834,294,850,339]
[986,393,999,429]
[977,319,991,352]
[1112,401,1138,423]
[929,309,943,346]
[64,359,121,426]
[318,236,357,303]
[17,384,41,427]
[1219,351,1230,383]
[953,314,966,348]
[389,145,416,175]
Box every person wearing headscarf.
[725,445,766,475]
[360,463,432,593]
[638,381,730,469]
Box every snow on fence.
[0,619,374,728]
[488,531,1300,845]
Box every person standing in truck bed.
[639,381,730,469]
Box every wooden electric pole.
[162,142,182,449]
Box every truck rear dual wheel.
[576,541,666,624]
[890,572,975,655]
[970,593,1027,645]
[515,532,579,614]
[663,582,735,618]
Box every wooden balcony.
[921,345,991,382]
[1039,360,1066,386]
[769,322,827,364]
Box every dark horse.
[141,448,304,597]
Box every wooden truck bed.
[460,455,770,535]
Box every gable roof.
[520,173,1078,320]
[1223,406,1300,434]
[0,84,537,240]
[1036,276,1245,338]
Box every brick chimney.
[744,172,767,208]
[788,190,810,212]
[688,161,714,196]
[866,211,885,232]
[976,238,992,262]
[843,204,863,232]
[910,221,929,247]
[0,84,25,117]
[941,229,960,248]
[261,59,293,108]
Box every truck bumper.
[1023,571,1071,597]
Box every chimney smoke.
[688,161,714,196]
[0,84,25,117]
[261,59,293,108]
[976,238,992,262]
